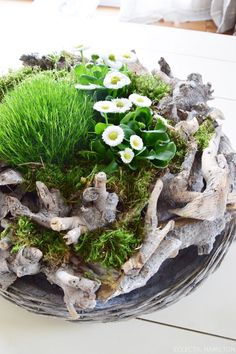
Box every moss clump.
[7,217,70,266]
[194,118,215,151]
[0,74,94,166]
[167,129,188,173]
[0,66,40,102]
[75,228,139,269]
[23,162,99,201]
[130,73,171,102]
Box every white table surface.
[0,3,236,354]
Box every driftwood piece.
[175,117,199,139]
[51,172,119,245]
[172,128,230,220]
[6,181,70,228]
[108,211,232,300]
[110,237,182,299]
[0,250,17,290]
[161,140,201,204]
[171,214,230,255]
[45,268,101,319]
[158,69,213,122]
[0,169,24,186]
[0,191,8,220]
[10,247,43,278]
[122,179,175,276]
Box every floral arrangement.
[0,45,232,320]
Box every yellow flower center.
[108,132,118,140]
[137,97,144,103]
[133,138,140,147]
[123,54,131,59]
[108,54,116,62]
[124,152,131,160]
[116,101,125,108]
[111,76,121,85]
[101,105,109,110]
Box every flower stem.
[80,50,85,65]
[104,113,109,124]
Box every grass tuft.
[0,74,94,166]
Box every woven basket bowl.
[0,216,235,322]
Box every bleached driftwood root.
[6,181,69,228]
[161,140,201,205]
[51,172,118,245]
[0,168,24,186]
[171,128,230,220]
[10,247,43,277]
[0,239,43,289]
[158,71,214,122]
[45,268,101,319]
[122,179,175,276]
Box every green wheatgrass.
[0,74,94,166]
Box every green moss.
[7,217,70,266]
[194,118,215,151]
[130,73,171,102]
[23,162,99,201]
[0,66,40,102]
[168,129,188,173]
[0,74,94,166]
[75,228,139,269]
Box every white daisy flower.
[93,101,116,113]
[119,148,134,164]
[130,135,144,151]
[112,98,132,113]
[104,72,131,89]
[75,83,102,90]
[103,53,123,70]
[102,125,125,147]
[119,52,137,63]
[74,43,90,52]
[129,93,152,107]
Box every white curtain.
[120,0,236,33]
[33,0,100,17]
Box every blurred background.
[0,0,236,34]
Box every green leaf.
[79,74,98,85]
[155,118,167,132]
[142,131,170,146]
[120,111,136,124]
[120,124,135,140]
[103,160,118,174]
[154,142,176,161]
[134,107,152,126]
[74,64,87,77]
[95,122,108,135]
[150,159,170,168]
[91,139,106,155]
[127,120,140,133]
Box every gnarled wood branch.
[51,172,118,245]
[122,179,175,276]
[6,181,70,228]
[171,128,230,221]
[10,247,43,277]
[45,268,101,319]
